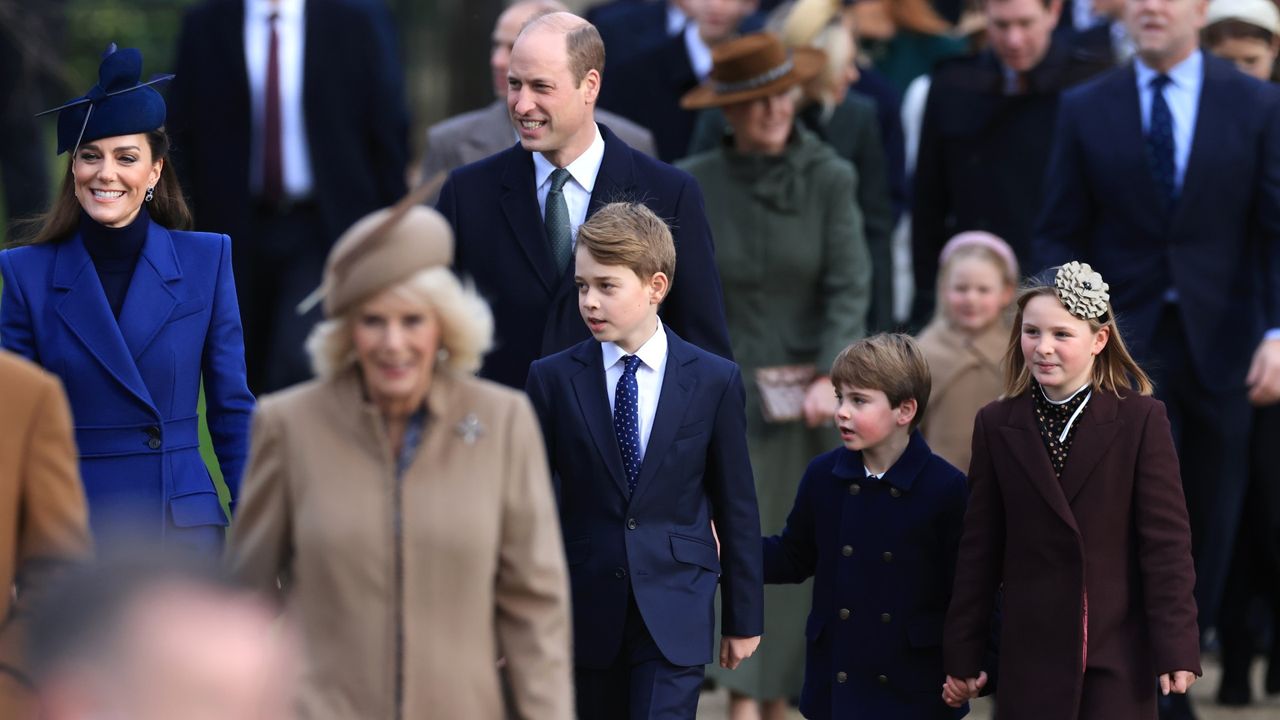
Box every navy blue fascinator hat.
[38,44,174,155]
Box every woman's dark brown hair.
[11,128,192,246]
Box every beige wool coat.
[226,368,573,720]
[916,319,1009,472]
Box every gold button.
[877,674,889,685]
[836,671,848,683]
[889,487,902,498]
[880,613,891,624]
[841,545,853,557]
[838,608,850,620]
[882,551,893,563]
[849,483,861,495]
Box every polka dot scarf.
[1032,383,1091,477]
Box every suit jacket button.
[615,567,627,579]
[148,438,161,450]
[841,545,853,557]
[836,671,848,683]
[849,483,860,495]
[626,518,637,530]
[880,613,892,624]
[889,487,902,498]
[882,551,893,563]
[838,608,850,620]
[878,674,889,685]
[145,426,161,450]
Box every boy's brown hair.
[576,201,677,284]
[830,333,932,430]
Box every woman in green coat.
[678,32,872,720]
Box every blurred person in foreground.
[0,350,91,720]
[27,556,296,720]
[226,194,573,719]
[678,31,872,719]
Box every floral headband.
[1054,261,1110,320]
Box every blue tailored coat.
[765,432,969,719]
[0,224,253,553]
[525,327,764,668]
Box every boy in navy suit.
[764,334,970,719]
[526,202,763,718]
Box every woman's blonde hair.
[1001,284,1153,398]
[306,267,493,379]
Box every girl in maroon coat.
[941,262,1201,719]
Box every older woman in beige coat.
[225,198,573,720]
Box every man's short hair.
[576,201,676,285]
[830,333,932,430]
[521,12,607,85]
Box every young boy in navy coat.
[764,334,969,719]
[526,202,764,718]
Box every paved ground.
[697,656,1280,719]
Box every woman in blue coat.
[0,45,253,555]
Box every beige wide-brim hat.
[680,33,826,110]
[1207,0,1280,34]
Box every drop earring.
[145,186,155,202]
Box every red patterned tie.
[263,12,283,204]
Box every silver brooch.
[455,414,485,444]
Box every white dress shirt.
[603,320,669,461]
[684,23,714,80]
[666,2,688,36]
[245,0,314,198]
[1134,50,1202,193]
[532,124,605,245]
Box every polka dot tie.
[1145,74,1176,208]
[614,355,643,496]
[545,168,573,274]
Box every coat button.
[626,518,637,530]
[880,613,892,624]
[849,483,860,495]
[836,671,848,683]
[614,567,627,579]
[145,426,161,449]
[841,545,853,557]
[838,608,850,620]
[148,438,161,450]
[878,674,889,685]
[882,551,893,563]
[889,487,902,498]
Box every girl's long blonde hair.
[1002,284,1154,398]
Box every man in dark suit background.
[588,0,691,69]
[910,0,1110,324]
[437,11,733,390]
[1033,0,1280,714]
[169,0,409,393]
[419,0,656,203]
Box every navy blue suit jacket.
[0,227,254,552]
[437,123,732,390]
[1033,55,1280,389]
[588,0,671,69]
[168,0,409,244]
[525,327,763,667]
[765,433,968,719]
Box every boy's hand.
[1160,671,1198,695]
[941,672,986,707]
[1246,338,1280,405]
[719,636,761,669]
[802,376,837,428]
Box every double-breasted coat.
[0,351,91,719]
[944,389,1201,719]
[765,432,968,719]
[226,368,573,720]
[679,126,872,698]
[916,318,1008,472]
[0,225,253,553]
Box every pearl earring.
[145,186,155,202]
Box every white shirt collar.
[666,2,688,36]
[247,0,303,21]
[1041,382,1092,405]
[602,319,667,374]
[531,123,605,194]
[684,24,714,80]
[1134,48,1202,90]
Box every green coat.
[679,126,871,699]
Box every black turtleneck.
[80,206,149,318]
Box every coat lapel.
[587,125,639,216]
[1169,56,1225,233]
[52,236,155,410]
[1106,66,1167,235]
[500,150,560,294]
[569,342,631,498]
[999,394,1079,534]
[1058,390,1121,504]
[118,223,181,361]
[630,328,696,507]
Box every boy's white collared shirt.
[603,319,668,461]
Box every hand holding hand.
[803,376,837,428]
[719,635,761,669]
[941,672,987,707]
[1246,338,1280,405]
[1160,671,1197,695]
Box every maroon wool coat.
[944,388,1200,719]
